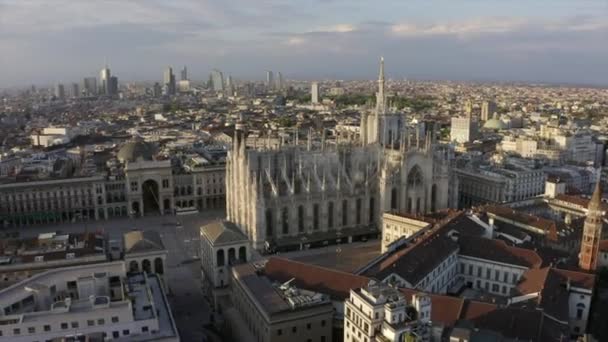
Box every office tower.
[54,83,65,100]
[266,71,274,89]
[180,66,188,81]
[579,181,603,271]
[99,64,111,95]
[108,76,118,96]
[481,100,497,122]
[153,82,162,97]
[450,116,478,144]
[311,81,319,104]
[463,100,473,118]
[163,67,176,96]
[277,72,283,90]
[82,77,97,96]
[70,83,80,98]
[211,69,224,92]
[226,75,233,96]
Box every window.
[44,325,50,332]
[162,179,169,188]
[292,327,297,333]
[28,327,35,333]
[495,270,500,281]
[486,268,491,279]
[111,316,119,323]
[123,329,130,336]
[477,267,482,277]
[87,320,94,326]
[142,326,149,333]
[321,337,326,342]
[277,329,282,336]
[468,265,473,275]
[97,319,105,325]
[342,200,348,226]
[113,331,119,338]
[71,322,79,328]
[13,328,20,335]
[130,181,138,192]
[298,205,305,232]
[61,323,68,330]
[321,320,326,327]
[307,323,311,330]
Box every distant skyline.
[1,0,607,88]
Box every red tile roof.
[264,257,370,300]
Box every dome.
[483,118,508,130]
[117,141,156,163]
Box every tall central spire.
[376,56,386,115]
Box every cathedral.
[226,58,457,251]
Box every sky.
[0,0,607,87]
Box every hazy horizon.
[1,0,607,88]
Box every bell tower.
[579,181,604,271]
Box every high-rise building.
[70,82,80,98]
[153,82,162,97]
[266,70,274,90]
[163,66,176,96]
[277,72,283,90]
[579,181,603,271]
[54,83,65,100]
[107,76,118,96]
[180,66,188,81]
[99,64,111,95]
[450,116,479,144]
[225,75,233,96]
[82,77,97,96]
[463,100,473,117]
[481,100,497,121]
[211,69,224,92]
[311,81,319,104]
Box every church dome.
[117,140,156,163]
[483,118,508,130]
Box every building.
[226,58,455,251]
[211,69,224,92]
[199,220,249,290]
[344,282,431,342]
[450,116,478,144]
[55,84,65,100]
[70,83,80,98]
[481,100,497,122]
[579,181,603,271]
[277,72,284,90]
[180,66,188,81]
[226,262,333,342]
[311,82,320,104]
[99,64,111,95]
[163,67,176,96]
[381,212,433,253]
[0,262,179,341]
[0,232,107,289]
[82,77,97,96]
[266,71,274,90]
[107,76,118,96]
[123,230,167,285]
[0,140,226,227]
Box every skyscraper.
[153,82,162,97]
[54,83,65,100]
[266,71,274,90]
[211,69,224,92]
[481,100,497,122]
[311,82,319,104]
[277,72,284,91]
[99,64,111,95]
[163,67,176,96]
[226,75,233,96]
[180,66,188,81]
[82,77,97,96]
[579,181,604,271]
[108,76,118,96]
[70,83,80,98]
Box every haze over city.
[1,0,608,87]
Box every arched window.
[142,259,152,273]
[342,200,348,226]
[217,250,225,267]
[356,198,362,224]
[391,188,398,210]
[407,166,423,187]
[154,257,164,274]
[407,198,412,213]
[129,260,139,273]
[369,197,375,224]
[265,209,273,237]
[416,197,421,214]
[238,246,247,262]
[327,202,334,228]
[313,204,319,230]
[298,205,305,232]
[577,303,586,319]
[228,248,236,264]
[282,207,289,234]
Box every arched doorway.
[129,260,139,273]
[142,180,160,215]
[142,259,152,273]
[154,258,164,274]
[131,202,140,216]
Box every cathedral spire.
[376,56,386,115]
[589,180,603,212]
